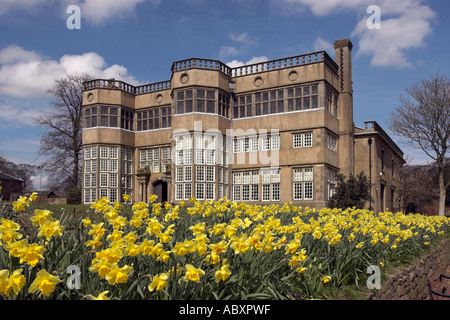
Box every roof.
[354,121,405,162]
[0,171,24,182]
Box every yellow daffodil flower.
[149,273,169,292]
[183,264,205,283]
[29,269,61,296]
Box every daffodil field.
[1,192,449,300]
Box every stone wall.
[368,238,450,300]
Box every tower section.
[334,38,354,178]
[170,59,233,202]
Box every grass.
[30,202,133,221]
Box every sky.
[0,0,449,185]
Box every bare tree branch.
[389,73,450,216]
[36,73,93,193]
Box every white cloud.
[220,32,259,62]
[226,56,269,69]
[0,0,51,16]
[71,0,161,25]
[229,32,257,46]
[0,103,44,128]
[313,37,334,53]
[0,0,161,25]
[219,46,239,61]
[281,0,367,16]
[279,0,436,68]
[352,4,435,67]
[230,32,251,43]
[0,45,141,99]
[0,45,41,64]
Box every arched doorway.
[153,180,168,203]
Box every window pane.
[101,116,108,126]
[186,100,193,113]
[207,100,215,113]
[207,91,215,100]
[197,100,205,112]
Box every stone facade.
[81,38,404,209]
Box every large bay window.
[83,146,133,204]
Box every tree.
[327,172,372,210]
[36,73,92,193]
[397,163,438,214]
[389,73,450,216]
[0,156,36,191]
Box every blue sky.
[0,0,449,178]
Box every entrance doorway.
[153,180,168,203]
[380,183,385,212]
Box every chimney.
[334,38,354,178]
[334,38,353,94]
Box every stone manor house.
[81,38,405,212]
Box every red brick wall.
[0,179,23,201]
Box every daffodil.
[215,259,232,283]
[1,228,22,244]
[0,269,25,297]
[93,291,110,300]
[105,264,133,285]
[29,192,38,202]
[149,273,169,292]
[172,242,188,256]
[140,238,155,255]
[38,220,64,241]
[19,243,46,267]
[89,259,114,278]
[29,269,61,296]
[189,222,205,235]
[183,264,205,283]
[31,209,54,226]
[4,239,28,258]
[82,217,92,228]
[321,275,331,284]
[88,222,106,238]
[125,243,140,257]
[296,266,307,274]
[204,253,221,266]
[106,229,124,242]
[0,218,21,231]
[0,269,10,294]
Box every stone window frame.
[175,87,225,116]
[235,83,321,119]
[139,147,171,174]
[293,167,314,201]
[136,105,171,131]
[293,132,313,149]
[260,168,281,202]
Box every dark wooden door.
[153,181,168,203]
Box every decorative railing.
[82,79,171,95]
[83,51,338,94]
[135,80,171,94]
[231,51,338,77]
[171,58,232,76]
